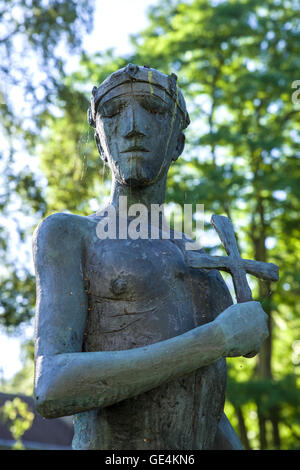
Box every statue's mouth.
[121,146,149,153]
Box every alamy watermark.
[292,80,300,104]
[95,196,204,251]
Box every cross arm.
[186,252,279,283]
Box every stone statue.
[33,64,271,450]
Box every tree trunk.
[257,402,267,450]
[269,406,281,449]
[251,193,281,449]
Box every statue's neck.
[109,175,167,212]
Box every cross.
[186,214,279,303]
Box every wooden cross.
[187,214,279,303]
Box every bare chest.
[82,237,215,351]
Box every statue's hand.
[214,301,269,358]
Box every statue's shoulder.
[33,212,95,255]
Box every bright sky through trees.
[83,0,156,55]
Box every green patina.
[148,70,154,94]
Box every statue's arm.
[33,214,268,419]
[36,324,227,419]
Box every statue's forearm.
[35,321,226,418]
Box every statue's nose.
[123,103,146,139]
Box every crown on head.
[88,63,190,129]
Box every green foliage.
[0,397,34,449]
[0,272,36,331]
[0,0,95,330]
[0,0,95,124]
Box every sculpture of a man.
[33,64,268,450]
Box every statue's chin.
[121,176,152,188]
[117,168,155,188]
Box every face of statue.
[95,81,185,187]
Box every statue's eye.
[140,97,169,115]
[100,102,125,118]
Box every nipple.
[111,278,128,295]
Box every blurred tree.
[0,397,34,449]
[0,0,94,128]
[0,0,95,329]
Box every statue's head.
[88,64,190,187]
